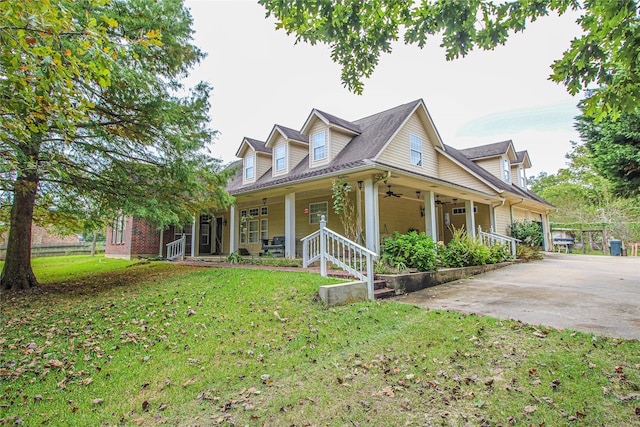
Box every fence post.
[319,216,327,277]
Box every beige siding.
[512,207,529,222]
[438,155,494,193]
[290,144,307,170]
[475,158,501,180]
[308,121,330,167]
[377,112,438,176]
[475,203,491,234]
[437,202,489,242]
[237,202,285,255]
[378,196,426,241]
[494,204,512,236]
[330,129,352,159]
[256,153,271,179]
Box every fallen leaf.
[524,405,537,413]
[92,398,104,404]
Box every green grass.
[0,257,639,426]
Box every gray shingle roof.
[314,109,362,134]
[244,137,270,153]
[459,140,513,160]
[275,125,309,143]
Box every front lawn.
[0,258,638,426]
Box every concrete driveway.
[393,253,640,340]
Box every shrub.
[509,220,543,247]
[439,227,510,268]
[516,244,544,261]
[382,231,438,272]
[226,251,243,264]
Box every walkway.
[394,253,640,340]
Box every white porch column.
[424,191,437,241]
[191,216,198,257]
[364,178,380,254]
[489,204,496,233]
[284,192,296,258]
[465,200,476,238]
[229,205,239,253]
[356,182,363,245]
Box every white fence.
[301,216,378,300]
[478,225,520,258]
[166,234,186,261]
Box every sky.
[183,0,585,177]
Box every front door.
[214,217,223,254]
[198,215,212,255]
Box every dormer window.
[410,134,422,166]
[519,167,526,187]
[275,145,286,172]
[503,158,510,181]
[245,155,255,180]
[312,131,326,161]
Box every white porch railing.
[478,225,520,259]
[166,234,186,261]
[302,216,378,300]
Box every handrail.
[301,216,378,300]
[478,226,520,259]
[166,234,186,261]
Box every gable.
[375,108,439,176]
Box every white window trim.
[244,154,255,181]
[260,218,268,242]
[311,130,328,164]
[248,219,259,244]
[112,215,125,244]
[503,158,510,182]
[410,134,423,167]
[274,144,287,173]
[309,201,328,224]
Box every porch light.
[415,190,421,200]
[420,206,425,217]
[357,180,363,190]
[262,197,267,205]
[222,219,227,226]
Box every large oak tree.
[1,0,233,291]
[259,0,640,120]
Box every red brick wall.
[130,218,160,257]
[105,217,160,259]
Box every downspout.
[491,198,506,232]
[509,198,525,224]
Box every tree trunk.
[0,169,39,291]
[90,231,98,256]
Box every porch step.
[373,287,396,299]
[373,279,388,290]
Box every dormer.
[235,137,271,186]
[511,150,532,188]
[301,109,361,168]
[264,125,309,177]
[459,140,518,183]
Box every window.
[240,209,247,218]
[452,206,478,215]
[410,134,422,166]
[112,215,125,244]
[245,155,255,180]
[519,168,526,187]
[248,219,259,243]
[175,224,192,245]
[503,158,510,181]
[275,145,286,171]
[312,131,326,161]
[249,207,259,217]
[261,206,268,216]
[200,223,210,245]
[309,201,328,224]
[260,218,268,242]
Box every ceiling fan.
[384,184,402,198]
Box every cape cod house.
[105,99,553,260]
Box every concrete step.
[373,279,388,290]
[374,287,396,299]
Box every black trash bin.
[609,239,622,256]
